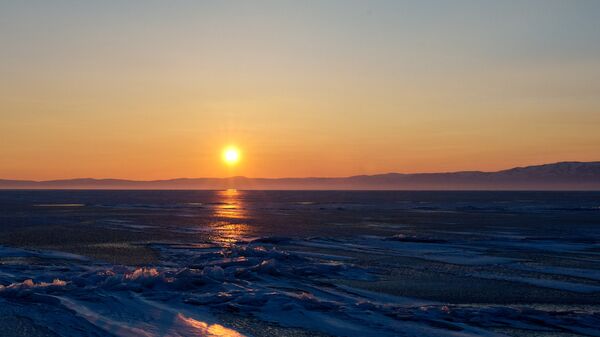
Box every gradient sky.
[1,0,599,180]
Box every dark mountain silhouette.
[1,162,599,190]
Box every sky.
[1,0,599,180]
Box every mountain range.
[1,162,599,190]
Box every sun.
[222,146,241,165]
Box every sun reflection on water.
[211,189,250,244]
[214,189,247,219]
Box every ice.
[0,278,67,293]
[2,236,599,337]
[296,237,516,266]
[471,273,600,293]
[0,245,89,261]
[2,190,600,336]
[511,264,600,281]
[33,204,85,207]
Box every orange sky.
[1,2,599,180]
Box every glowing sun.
[222,146,241,165]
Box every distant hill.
[1,162,599,190]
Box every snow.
[1,235,599,337]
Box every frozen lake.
[0,190,599,336]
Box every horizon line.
[2,160,599,182]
